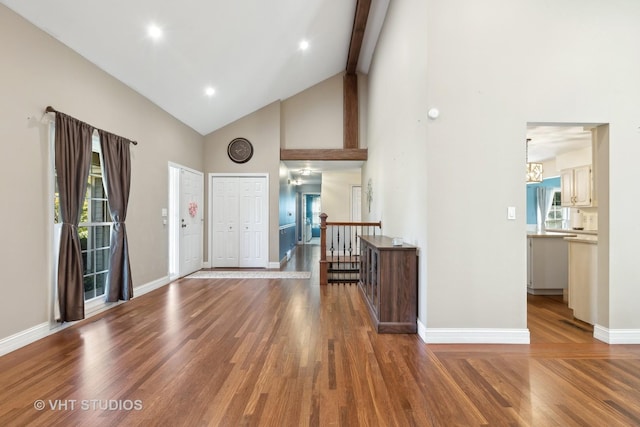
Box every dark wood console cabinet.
[358,235,417,333]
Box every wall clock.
[227,137,253,164]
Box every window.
[311,196,321,227]
[54,134,111,301]
[546,190,569,229]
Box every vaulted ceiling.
[1,0,388,135]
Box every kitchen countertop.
[549,228,598,236]
[527,230,578,238]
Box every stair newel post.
[320,212,328,286]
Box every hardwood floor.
[1,245,639,426]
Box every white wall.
[204,73,353,264]
[321,170,362,221]
[0,6,204,341]
[364,0,431,326]
[367,0,640,340]
[203,102,281,264]
[556,147,592,171]
[542,158,560,179]
[281,73,343,149]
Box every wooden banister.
[325,220,382,227]
[319,212,382,285]
[320,213,328,286]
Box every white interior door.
[211,175,268,268]
[352,186,362,221]
[212,178,239,267]
[179,168,203,276]
[239,178,267,267]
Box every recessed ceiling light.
[205,86,216,97]
[299,39,309,51]
[147,24,163,40]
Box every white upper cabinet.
[561,165,592,207]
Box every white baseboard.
[526,288,563,296]
[0,275,172,357]
[0,322,51,357]
[203,261,211,268]
[85,298,122,317]
[420,327,531,344]
[594,324,640,344]
[417,318,428,342]
[135,275,171,297]
[268,262,281,269]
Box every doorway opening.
[302,193,321,245]
[525,122,608,344]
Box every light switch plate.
[161,208,168,217]
[507,206,516,220]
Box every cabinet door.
[560,169,574,207]
[568,242,597,324]
[372,250,379,315]
[527,238,533,289]
[573,165,592,206]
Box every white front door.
[211,175,268,268]
[179,168,203,276]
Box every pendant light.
[526,138,543,182]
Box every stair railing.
[319,213,382,285]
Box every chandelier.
[526,138,543,183]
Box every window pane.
[96,248,110,273]
[94,225,111,249]
[84,275,95,300]
[54,177,60,223]
[91,152,101,175]
[91,199,110,222]
[80,198,89,224]
[79,226,88,250]
[83,249,95,275]
[95,272,107,298]
[93,177,105,199]
[545,189,565,229]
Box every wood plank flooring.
[1,245,639,426]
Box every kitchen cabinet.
[567,237,598,325]
[527,235,571,295]
[560,165,592,207]
[359,235,417,333]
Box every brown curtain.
[55,113,93,321]
[99,130,133,302]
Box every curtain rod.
[45,106,138,145]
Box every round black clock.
[227,137,253,163]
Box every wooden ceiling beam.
[280,148,368,161]
[343,73,359,149]
[345,0,372,75]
